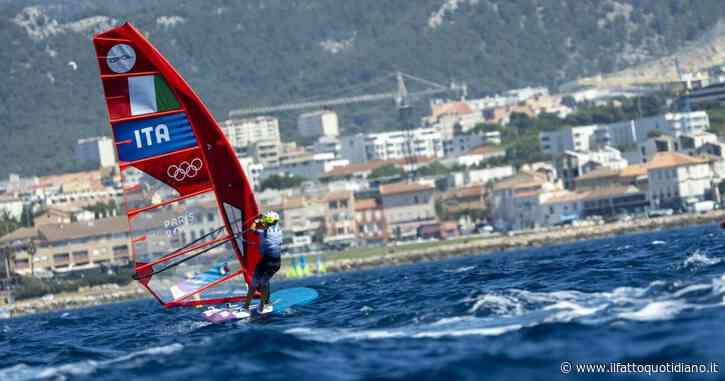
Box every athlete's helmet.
[261,211,280,225]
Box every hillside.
[2,0,725,178]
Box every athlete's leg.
[243,283,255,310]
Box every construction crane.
[228,71,466,181]
[228,71,466,118]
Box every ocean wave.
[285,317,526,342]
[618,301,689,321]
[0,343,184,381]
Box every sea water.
[2,224,725,380]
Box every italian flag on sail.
[104,75,180,119]
[128,75,180,115]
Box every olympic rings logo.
[167,158,203,181]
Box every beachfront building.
[579,186,649,218]
[0,216,131,276]
[488,172,563,230]
[298,110,339,138]
[354,198,387,245]
[340,128,444,164]
[646,152,714,210]
[323,191,358,248]
[271,195,325,253]
[379,181,437,240]
[438,184,486,221]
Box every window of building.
[53,253,70,267]
[113,245,129,260]
[73,250,90,265]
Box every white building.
[340,128,444,164]
[312,136,342,157]
[0,197,24,221]
[221,116,281,149]
[76,137,117,168]
[298,110,339,138]
[646,152,714,210]
[445,165,515,188]
[554,147,628,189]
[489,172,563,231]
[262,153,349,181]
[540,125,599,155]
[238,157,264,190]
[540,111,710,156]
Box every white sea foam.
[468,294,524,315]
[445,266,476,273]
[412,324,522,338]
[683,252,722,268]
[0,343,183,381]
[286,318,525,342]
[288,272,725,343]
[618,301,688,321]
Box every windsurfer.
[244,211,283,313]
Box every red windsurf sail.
[92,22,261,308]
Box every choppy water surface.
[2,224,725,380]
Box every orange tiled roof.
[583,185,640,200]
[620,163,648,178]
[379,181,434,195]
[324,191,353,201]
[322,160,393,178]
[431,101,474,119]
[464,145,505,156]
[576,167,620,180]
[647,152,709,170]
[280,196,306,210]
[493,172,546,191]
[354,198,378,211]
[445,185,484,199]
[542,191,586,204]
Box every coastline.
[4,210,725,318]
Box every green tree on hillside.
[260,174,306,191]
[369,164,404,179]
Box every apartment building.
[379,181,437,239]
[646,152,713,210]
[76,137,117,168]
[340,128,444,164]
[540,111,710,156]
[323,191,357,248]
[2,216,131,276]
[221,116,281,149]
[298,110,340,138]
[554,147,628,189]
[354,198,387,244]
